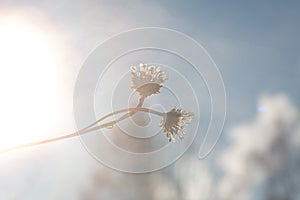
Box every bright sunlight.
[0,16,64,149]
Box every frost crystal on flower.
[130,63,167,98]
[160,107,193,142]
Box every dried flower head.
[130,63,167,98]
[160,107,193,142]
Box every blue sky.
[157,1,300,123]
[47,0,300,123]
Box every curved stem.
[0,107,164,154]
[75,96,145,133]
[107,96,145,128]
[86,107,164,132]
[76,108,131,133]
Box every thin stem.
[76,96,145,133]
[0,107,164,154]
[106,96,145,128]
[75,108,131,133]
[86,107,164,132]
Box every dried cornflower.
[130,63,167,98]
[160,107,193,142]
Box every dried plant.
[131,63,167,98]
[160,107,193,142]
[0,64,193,154]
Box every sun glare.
[0,17,64,149]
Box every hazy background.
[0,1,299,199]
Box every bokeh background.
[0,1,299,199]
